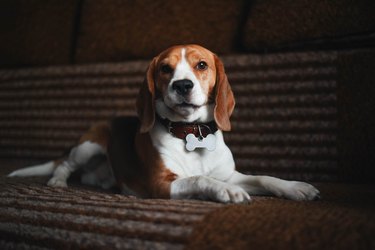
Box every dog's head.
[136,44,235,133]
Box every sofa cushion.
[244,0,375,51]
[75,0,244,62]
[187,183,375,250]
[1,161,374,250]
[0,160,222,249]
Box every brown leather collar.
[158,117,218,140]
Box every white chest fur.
[149,121,236,180]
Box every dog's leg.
[47,141,105,188]
[80,161,116,189]
[170,176,251,203]
[227,171,320,201]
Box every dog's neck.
[157,116,218,140]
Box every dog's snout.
[172,79,194,95]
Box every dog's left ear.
[214,54,235,131]
[136,56,158,133]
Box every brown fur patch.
[135,131,176,198]
[79,122,110,148]
[213,54,235,131]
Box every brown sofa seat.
[1,161,374,250]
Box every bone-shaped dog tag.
[185,133,216,151]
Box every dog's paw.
[47,177,68,188]
[214,185,251,204]
[282,181,320,201]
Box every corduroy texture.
[187,183,375,250]
[0,160,223,249]
[1,49,375,181]
[0,61,147,159]
[224,52,338,181]
[2,162,374,250]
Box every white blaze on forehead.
[172,48,196,82]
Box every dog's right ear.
[136,56,158,133]
[213,54,235,132]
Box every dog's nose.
[172,79,194,95]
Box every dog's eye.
[160,64,173,74]
[196,61,208,71]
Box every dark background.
[1,0,374,67]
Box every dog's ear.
[213,54,235,131]
[136,57,158,133]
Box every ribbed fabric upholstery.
[0,165,222,249]
[0,52,339,181]
[187,183,375,250]
[0,62,147,158]
[223,52,338,181]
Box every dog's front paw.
[282,181,320,201]
[47,177,68,188]
[214,185,251,204]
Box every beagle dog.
[8,44,320,203]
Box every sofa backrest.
[1,50,374,182]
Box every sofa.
[0,1,374,249]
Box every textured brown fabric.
[0,61,147,159]
[187,183,375,250]
[244,0,375,51]
[75,0,243,62]
[0,0,77,67]
[2,161,374,249]
[0,161,223,249]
